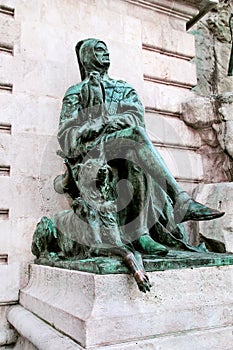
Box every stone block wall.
[140,3,203,192]
[0,0,213,346]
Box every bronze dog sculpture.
[32,158,151,293]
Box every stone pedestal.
[195,183,233,253]
[7,263,233,349]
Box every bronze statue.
[32,38,224,292]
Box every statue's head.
[75,38,110,80]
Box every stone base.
[194,183,233,252]
[7,263,233,349]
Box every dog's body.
[32,158,151,292]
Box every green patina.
[35,250,233,275]
[32,38,226,293]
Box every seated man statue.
[54,38,224,257]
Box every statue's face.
[77,39,110,79]
[94,42,110,66]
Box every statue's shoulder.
[108,77,129,86]
[64,81,86,98]
[107,78,136,92]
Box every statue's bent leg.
[109,149,168,255]
[104,126,224,223]
[120,150,150,240]
[104,126,184,201]
[133,127,225,223]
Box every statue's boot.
[135,235,168,256]
[174,196,225,224]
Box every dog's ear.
[73,163,83,180]
[75,163,83,172]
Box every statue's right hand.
[80,82,89,109]
[105,117,129,132]
[79,119,104,142]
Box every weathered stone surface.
[192,0,233,95]
[179,1,233,182]
[0,93,60,136]
[8,306,233,350]
[0,263,29,302]
[181,94,233,182]
[0,306,17,347]
[194,183,233,252]
[214,41,233,93]
[142,80,196,112]
[14,338,37,350]
[217,91,233,106]
[17,264,233,349]
[198,127,219,147]
[143,49,197,86]
[198,144,230,183]
[142,19,196,58]
[158,146,203,181]
[216,92,233,158]
[181,96,217,128]
[224,121,233,157]
[145,112,201,147]
[8,306,79,350]
[0,17,21,47]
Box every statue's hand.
[79,117,104,141]
[104,116,130,132]
[80,82,89,110]
[89,72,103,101]
[80,72,104,111]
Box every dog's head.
[76,159,112,192]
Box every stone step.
[7,305,233,350]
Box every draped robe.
[55,76,196,251]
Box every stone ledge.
[125,0,218,19]
[7,305,80,350]
[7,305,233,350]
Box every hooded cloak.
[75,38,110,80]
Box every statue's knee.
[132,126,147,141]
